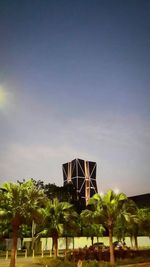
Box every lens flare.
[114,188,119,194]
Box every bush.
[36,249,150,267]
[116,256,150,266]
[82,260,98,267]
[66,248,109,262]
[37,257,76,267]
[66,248,150,263]
[36,257,111,267]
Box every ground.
[0,258,150,267]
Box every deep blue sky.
[0,0,150,196]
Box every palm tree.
[125,207,150,250]
[87,190,128,266]
[80,210,105,245]
[0,179,46,267]
[113,199,138,246]
[140,208,150,237]
[40,198,77,257]
[63,215,80,252]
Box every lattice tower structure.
[62,158,98,205]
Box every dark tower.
[62,158,98,205]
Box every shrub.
[116,256,150,266]
[37,257,76,267]
[82,260,101,267]
[66,248,109,262]
[36,257,111,267]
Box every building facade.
[62,158,98,205]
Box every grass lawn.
[0,257,44,267]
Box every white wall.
[39,236,150,250]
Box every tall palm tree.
[0,180,46,267]
[86,190,128,266]
[41,198,77,257]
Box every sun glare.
[0,87,7,109]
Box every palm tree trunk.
[108,227,115,267]
[130,236,134,249]
[53,235,58,258]
[10,223,18,267]
[65,236,68,256]
[66,236,68,250]
[73,237,74,250]
[31,220,36,250]
[134,235,138,250]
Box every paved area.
[119,264,150,267]
[119,262,150,267]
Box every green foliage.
[125,207,150,249]
[87,190,128,229]
[80,210,105,239]
[32,179,86,213]
[82,190,128,266]
[0,220,11,238]
[41,198,78,237]
[113,199,137,240]
[0,180,47,236]
[113,198,150,249]
[0,179,46,227]
[32,179,76,204]
[39,198,78,257]
[82,260,100,267]
[0,179,47,267]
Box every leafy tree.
[85,190,128,266]
[31,179,75,203]
[31,179,85,212]
[0,180,46,267]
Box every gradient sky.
[0,0,150,196]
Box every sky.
[0,0,150,197]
